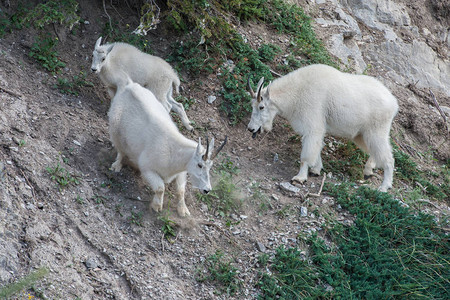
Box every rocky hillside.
[0,0,448,299]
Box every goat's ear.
[106,44,114,55]
[95,37,102,49]
[264,82,272,99]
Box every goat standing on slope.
[91,37,193,131]
[247,64,398,192]
[108,77,226,216]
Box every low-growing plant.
[102,21,153,53]
[197,171,241,217]
[324,140,368,181]
[46,162,80,189]
[258,184,450,299]
[29,34,65,73]
[55,71,94,95]
[258,43,281,62]
[129,210,144,227]
[196,250,242,296]
[158,211,177,241]
[249,181,272,213]
[0,268,49,299]
[21,0,80,30]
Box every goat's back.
[270,64,398,137]
[103,43,180,96]
[108,82,185,165]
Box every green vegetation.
[324,140,369,181]
[0,267,49,299]
[55,71,94,95]
[20,0,80,30]
[393,144,449,201]
[29,34,66,73]
[158,211,177,241]
[167,0,336,124]
[196,250,242,296]
[46,162,80,189]
[129,210,144,227]
[258,184,450,299]
[197,155,241,218]
[102,21,153,53]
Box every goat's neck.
[170,142,197,173]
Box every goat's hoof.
[186,125,194,131]
[363,174,373,180]
[291,176,306,185]
[377,185,390,193]
[110,162,122,172]
[151,202,163,212]
[177,206,191,217]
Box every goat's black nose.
[203,190,210,194]
[91,68,96,72]
[248,128,254,132]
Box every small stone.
[85,257,98,269]
[73,140,81,146]
[300,206,308,217]
[280,182,300,194]
[271,194,279,201]
[207,95,216,104]
[273,153,279,162]
[256,242,266,252]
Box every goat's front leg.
[292,134,323,184]
[142,171,165,212]
[174,172,190,217]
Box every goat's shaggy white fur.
[108,78,225,216]
[248,64,399,192]
[92,37,193,130]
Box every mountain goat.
[247,64,398,192]
[92,37,193,131]
[108,77,226,216]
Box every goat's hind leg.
[168,97,193,131]
[142,170,166,212]
[352,134,375,178]
[174,172,190,217]
[292,134,324,184]
[365,134,394,192]
[111,151,123,172]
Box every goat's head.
[247,77,276,138]
[91,37,114,73]
[188,136,227,194]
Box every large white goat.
[108,77,226,216]
[247,64,398,192]
[91,37,193,131]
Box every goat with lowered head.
[92,37,193,131]
[247,64,398,192]
[108,77,226,216]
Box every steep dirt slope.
[0,0,448,299]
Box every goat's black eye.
[102,57,105,62]
[198,163,203,169]
[259,106,264,110]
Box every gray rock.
[256,241,266,252]
[280,182,300,194]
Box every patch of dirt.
[0,0,448,299]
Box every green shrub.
[21,0,80,29]
[29,34,65,73]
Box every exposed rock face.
[312,0,449,97]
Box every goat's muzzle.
[250,127,261,139]
[201,189,210,194]
[91,68,97,73]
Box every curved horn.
[203,135,210,161]
[247,77,255,98]
[256,77,265,102]
[211,136,228,160]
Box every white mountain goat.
[247,64,398,192]
[91,36,193,131]
[108,77,226,216]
